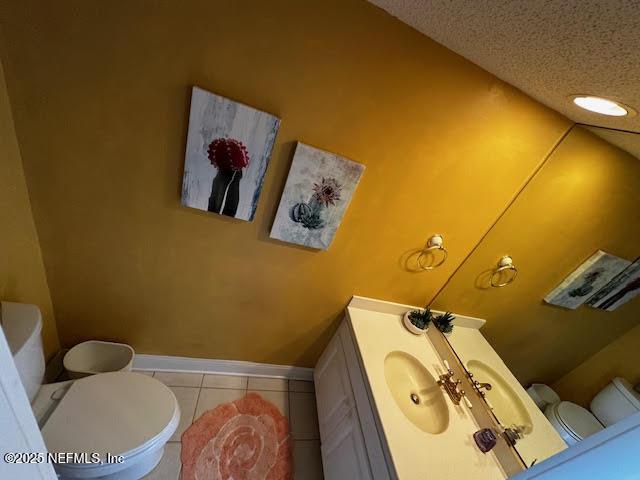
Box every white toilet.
[528,381,640,445]
[1,301,180,479]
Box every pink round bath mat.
[181,392,292,480]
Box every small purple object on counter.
[474,428,498,453]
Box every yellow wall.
[0,0,569,366]
[433,126,640,385]
[0,58,58,359]
[552,323,640,407]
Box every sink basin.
[467,359,533,433]
[384,351,449,434]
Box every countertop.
[346,299,507,480]
[446,322,567,465]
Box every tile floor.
[139,370,324,479]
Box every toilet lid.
[556,401,604,440]
[42,372,178,458]
[612,378,640,410]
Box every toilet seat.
[548,401,603,443]
[41,372,180,478]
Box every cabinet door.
[314,332,355,439]
[321,408,373,480]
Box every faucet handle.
[460,391,473,409]
[443,359,454,376]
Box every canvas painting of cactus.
[270,143,364,250]
[544,250,631,309]
[181,86,280,221]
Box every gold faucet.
[437,360,471,407]
[467,372,492,397]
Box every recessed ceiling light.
[571,95,634,117]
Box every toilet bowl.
[40,372,179,479]
[1,301,180,479]
[544,401,603,445]
[529,379,640,445]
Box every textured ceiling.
[368,0,640,132]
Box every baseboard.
[133,354,314,381]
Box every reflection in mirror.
[466,359,532,434]
[432,124,640,464]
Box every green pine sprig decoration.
[408,306,432,330]
[433,312,455,334]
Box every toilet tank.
[0,302,45,403]
[590,378,640,427]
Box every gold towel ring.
[417,234,448,270]
[490,256,518,288]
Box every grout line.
[192,386,203,424]
[190,374,205,425]
[164,384,203,389]
[245,388,289,392]
[200,385,251,390]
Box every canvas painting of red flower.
[270,142,364,250]
[181,86,280,221]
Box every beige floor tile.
[132,370,155,377]
[202,374,248,389]
[289,380,314,393]
[247,377,288,391]
[293,440,324,480]
[194,388,246,420]
[169,387,199,442]
[289,392,320,440]
[143,442,181,479]
[154,371,203,387]
[248,390,289,420]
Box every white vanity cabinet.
[314,320,392,480]
[318,407,372,480]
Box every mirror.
[432,124,640,463]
